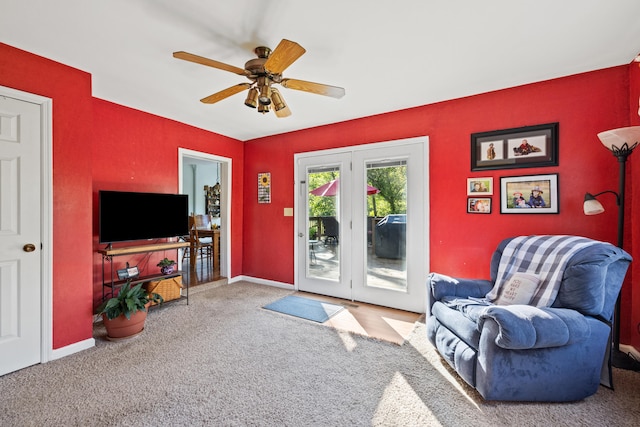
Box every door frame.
[293,136,429,312]
[0,85,54,364]
[178,148,232,278]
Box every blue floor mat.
[263,295,345,323]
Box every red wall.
[243,66,639,346]
[1,43,244,350]
[3,40,639,353]
[91,99,244,307]
[0,43,94,348]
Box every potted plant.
[96,281,163,340]
[156,257,176,275]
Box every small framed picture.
[467,197,492,213]
[467,177,493,195]
[258,172,271,204]
[471,123,559,171]
[500,173,559,214]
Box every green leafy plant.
[156,258,176,268]
[96,281,163,320]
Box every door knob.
[23,243,36,252]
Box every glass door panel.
[366,161,407,291]
[307,166,340,282]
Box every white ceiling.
[3,1,640,141]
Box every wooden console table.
[98,241,190,303]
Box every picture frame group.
[471,122,559,171]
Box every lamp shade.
[597,126,640,152]
[583,193,605,215]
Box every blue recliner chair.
[426,235,632,401]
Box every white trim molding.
[51,338,95,361]
[231,275,294,290]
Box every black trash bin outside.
[374,214,406,259]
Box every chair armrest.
[477,305,590,350]
[428,272,493,300]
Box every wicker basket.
[145,276,183,305]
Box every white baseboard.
[231,275,294,290]
[50,337,95,361]
[620,343,640,361]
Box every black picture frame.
[471,123,559,171]
[500,173,559,214]
[467,197,492,214]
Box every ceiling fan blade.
[173,51,248,76]
[271,88,292,118]
[280,78,345,99]
[200,83,251,104]
[275,104,292,118]
[263,39,306,74]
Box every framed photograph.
[467,197,492,214]
[467,177,493,195]
[471,123,559,171]
[258,172,271,203]
[500,173,559,214]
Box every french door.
[295,138,428,313]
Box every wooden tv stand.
[98,241,190,303]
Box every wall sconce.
[584,126,640,373]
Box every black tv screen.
[99,190,189,244]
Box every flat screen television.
[99,190,189,244]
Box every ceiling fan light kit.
[244,87,259,108]
[173,39,345,118]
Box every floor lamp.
[583,126,640,371]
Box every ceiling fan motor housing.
[244,57,267,78]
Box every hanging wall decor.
[500,173,559,214]
[471,123,559,171]
[258,172,271,203]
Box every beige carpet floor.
[1,281,639,426]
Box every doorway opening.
[178,148,231,285]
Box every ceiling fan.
[173,39,345,117]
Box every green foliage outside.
[308,171,338,217]
[367,166,406,216]
[307,166,406,218]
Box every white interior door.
[296,138,428,312]
[0,95,42,376]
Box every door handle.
[23,243,36,252]
[298,233,304,237]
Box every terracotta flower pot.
[102,304,150,340]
